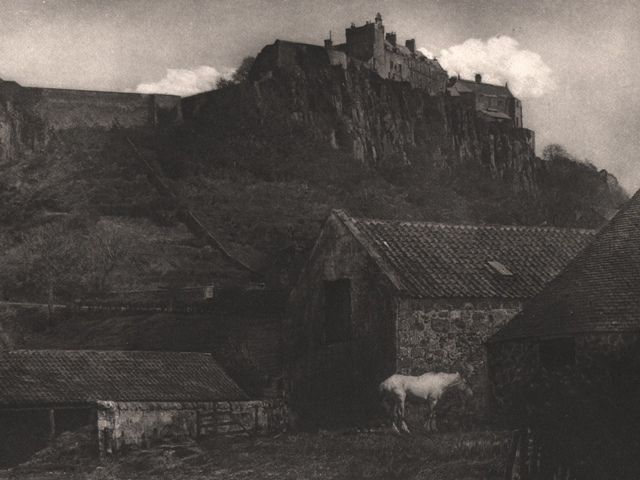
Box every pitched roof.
[333,210,595,299]
[479,109,512,121]
[387,41,413,57]
[489,189,640,342]
[0,350,248,406]
[451,78,514,98]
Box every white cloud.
[432,36,555,98]
[135,66,234,97]
[417,47,435,59]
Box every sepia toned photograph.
[0,0,638,478]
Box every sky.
[0,0,638,193]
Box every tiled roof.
[334,211,595,299]
[479,109,512,120]
[453,79,514,98]
[0,350,248,406]
[489,189,640,342]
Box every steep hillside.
[0,45,628,393]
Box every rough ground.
[0,428,510,480]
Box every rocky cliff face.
[183,48,538,190]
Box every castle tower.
[345,13,385,71]
[371,13,386,75]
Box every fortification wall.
[0,80,181,161]
[22,88,152,129]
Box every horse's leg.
[384,391,401,435]
[391,402,401,435]
[427,398,438,432]
[399,396,410,434]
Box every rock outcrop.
[183,44,538,190]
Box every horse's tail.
[378,378,388,394]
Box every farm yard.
[0,5,636,480]
[0,427,511,480]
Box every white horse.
[379,372,473,434]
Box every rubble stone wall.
[396,297,522,424]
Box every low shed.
[0,350,285,465]
[285,210,595,426]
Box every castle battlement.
[327,13,448,95]
[249,15,524,127]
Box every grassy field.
[1,428,511,480]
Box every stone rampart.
[0,79,181,161]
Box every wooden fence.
[505,429,575,480]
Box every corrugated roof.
[489,189,640,342]
[0,350,248,405]
[333,211,595,299]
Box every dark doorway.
[0,410,50,467]
[55,408,92,435]
[324,279,352,344]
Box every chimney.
[386,33,397,46]
[375,13,382,25]
[324,39,333,49]
[475,73,482,84]
[405,39,416,53]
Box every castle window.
[324,279,353,344]
[539,337,575,370]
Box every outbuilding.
[487,189,640,477]
[285,210,594,426]
[0,349,286,466]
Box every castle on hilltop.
[249,14,524,128]
[324,13,448,96]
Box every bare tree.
[216,56,255,89]
[0,221,130,322]
[13,223,80,320]
[542,144,570,162]
[231,56,255,83]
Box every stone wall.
[342,18,447,95]
[96,399,287,453]
[487,332,640,425]
[0,80,181,162]
[488,333,640,476]
[97,401,195,452]
[397,297,522,423]
[284,214,397,425]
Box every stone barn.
[285,210,594,427]
[486,189,640,477]
[0,350,286,466]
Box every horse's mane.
[413,372,465,394]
